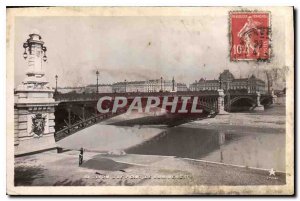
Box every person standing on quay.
[79,148,84,166]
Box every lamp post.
[96,70,99,93]
[172,77,175,91]
[55,75,58,92]
[247,77,249,94]
[160,77,163,92]
[124,79,127,92]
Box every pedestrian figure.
[79,148,84,166]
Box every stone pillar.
[217,89,228,115]
[14,30,58,156]
[253,91,264,111]
[271,89,278,104]
[14,96,57,156]
[14,108,20,146]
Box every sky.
[14,15,287,88]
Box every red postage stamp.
[230,11,271,61]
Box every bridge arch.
[227,96,256,112]
[260,96,273,105]
[230,96,256,105]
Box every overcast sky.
[14,15,286,88]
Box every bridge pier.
[271,90,278,104]
[253,91,264,111]
[217,89,229,115]
[14,31,57,156]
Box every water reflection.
[203,132,285,171]
[219,132,225,163]
[126,127,239,159]
[125,127,285,171]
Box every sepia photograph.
[6,6,294,195]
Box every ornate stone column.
[14,30,58,156]
[253,91,264,111]
[271,89,278,104]
[217,89,228,115]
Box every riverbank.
[182,104,285,134]
[15,149,285,186]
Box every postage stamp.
[230,11,271,61]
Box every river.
[58,104,286,172]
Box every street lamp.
[247,77,249,94]
[23,49,28,59]
[55,75,58,92]
[96,70,99,93]
[124,79,127,92]
[172,77,175,91]
[23,37,47,62]
[42,46,47,62]
[218,73,222,90]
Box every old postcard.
[6,7,294,195]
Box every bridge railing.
[54,91,219,102]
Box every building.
[189,70,266,94]
[177,83,189,91]
[112,78,186,93]
[146,78,177,92]
[57,86,85,94]
[112,81,145,93]
[190,78,219,91]
[84,84,112,93]
[57,84,112,94]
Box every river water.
[125,126,285,172]
[59,105,286,172]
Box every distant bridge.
[54,91,274,141]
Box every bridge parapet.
[54,91,219,102]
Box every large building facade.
[112,78,188,93]
[57,86,85,94]
[57,84,112,94]
[189,70,266,94]
[85,84,113,93]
